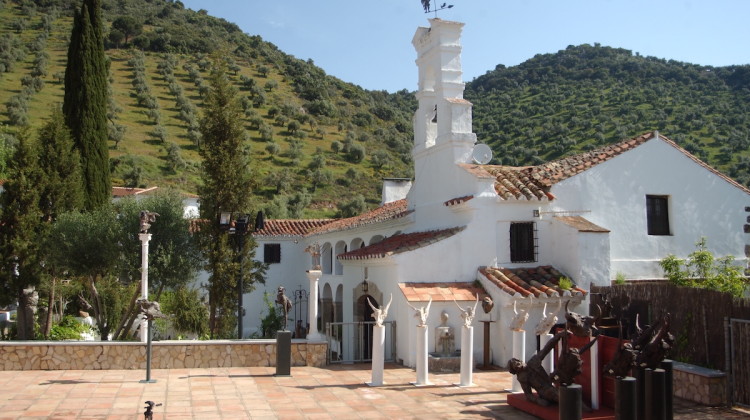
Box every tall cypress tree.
[38,109,84,221]
[63,0,110,210]
[198,59,264,338]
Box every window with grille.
[510,222,537,263]
[646,195,670,236]
[264,243,281,264]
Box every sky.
[180,0,750,93]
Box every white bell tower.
[409,19,477,210]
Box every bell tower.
[409,19,477,209]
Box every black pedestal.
[275,330,292,377]
[615,376,637,420]
[559,384,582,420]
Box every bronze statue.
[481,296,494,314]
[603,321,637,378]
[276,286,292,330]
[138,299,166,320]
[550,330,599,386]
[565,300,600,337]
[421,0,430,13]
[632,312,673,369]
[139,211,159,234]
[507,332,563,406]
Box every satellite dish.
[471,143,493,164]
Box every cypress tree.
[63,0,110,210]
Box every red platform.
[507,393,615,420]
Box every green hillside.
[3,1,750,219]
[465,44,750,185]
[0,0,416,218]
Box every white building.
[241,18,750,366]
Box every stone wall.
[673,361,727,406]
[0,340,327,371]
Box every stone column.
[510,330,526,392]
[368,324,386,386]
[459,325,474,387]
[590,335,600,410]
[413,325,430,386]
[139,233,152,343]
[306,270,323,341]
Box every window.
[263,244,281,264]
[646,195,670,235]
[510,222,536,263]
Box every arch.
[321,242,332,274]
[321,283,334,335]
[334,241,347,275]
[350,237,364,250]
[334,284,343,323]
[368,235,384,245]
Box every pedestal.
[413,325,430,386]
[275,330,291,377]
[139,233,152,343]
[367,324,385,386]
[590,335,600,410]
[458,325,474,387]
[306,270,323,341]
[480,321,495,369]
[539,333,554,374]
[509,330,526,392]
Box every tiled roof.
[338,226,465,261]
[484,166,555,201]
[307,198,412,236]
[399,282,486,302]
[112,186,158,197]
[553,216,609,233]
[444,195,474,206]
[253,219,334,237]
[479,266,586,298]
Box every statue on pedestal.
[139,211,159,234]
[407,297,432,327]
[453,294,479,327]
[367,294,392,327]
[276,286,293,330]
[304,242,321,270]
[535,298,561,336]
[507,332,562,406]
[137,299,166,320]
[509,296,531,332]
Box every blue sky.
[181,0,750,93]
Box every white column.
[590,336,600,410]
[510,330,526,392]
[139,233,152,343]
[368,324,386,386]
[459,325,474,387]
[306,270,323,341]
[540,333,554,374]
[413,325,429,386]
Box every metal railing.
[325,321,396,364]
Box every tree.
[198,59,265,338]
[63,0,110,210]
[111,16,142,44]
[0,133,44,339]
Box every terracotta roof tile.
[479,266,586,298]
[399,282,486,302]
[112,186,158,197]
[307,199,412,236]
[444,195,474,206]
[553,216,609,233]
[338,226,465,261]
[253,219,334,237]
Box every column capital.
[139,233,152,243]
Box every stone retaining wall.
[0,340,327,371]
[673,361,727,406]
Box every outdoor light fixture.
[218,211,232,227]
[362,279,369,294]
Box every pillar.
[510,330,526,392]
[139,233,151,343]
[413,325,429,385]
[368,324,386,386]
[540,333,554,373]
[459,325,474,386]
[306,270,323,341]
[590,335,600,410]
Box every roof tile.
[253,219,334,237]
[307,199,412,236]
[479,266,586,298]
[398,282,486,302]
[338,226,465,261]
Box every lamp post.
[219,211,250,339]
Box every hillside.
[0,0,416,218]
[465,44,750,185]
[3,1,750,219]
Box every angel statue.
[367,294,392,327]
[535,298,562,336]
[139,210,159,234]
[406,297,432,327]
[453,294,479,327]
[509,295,532,332]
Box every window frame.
[646,195,671,236]
[510,221,537,263]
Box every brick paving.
[0,363,746,419]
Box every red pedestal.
[507,393,615,420]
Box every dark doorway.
[358,294,377,360]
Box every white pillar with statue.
[455,294,479,387]
[508,297,532,392]
[138,210,159,343]
[366,294,391,386]
[407,297,432,386]
[305,243,324,341]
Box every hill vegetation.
[465,44,750,185]
[2,0,750,218]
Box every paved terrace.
[0,364,747,419]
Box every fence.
[325,321,396,364]
[730,318,750,406]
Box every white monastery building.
[237,19,750,367]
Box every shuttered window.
[264,244,281,264]
[510,222,537,263]
[646,195,670,236]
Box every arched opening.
[356,294,377,360]
[369,235,384,245]
[321,242,332,274]
[321,283,333,336]
[334,241,347,275]
[350,237,364,250]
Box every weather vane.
[421,0,454,17]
